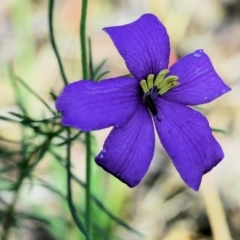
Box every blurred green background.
[0,0,239,239]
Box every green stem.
[48,0,68,86]
[85,132,91,237]
[66,129,89,239]
[80,0,91,238]
[80,0,89,80]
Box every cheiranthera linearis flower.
[56,14,231,191]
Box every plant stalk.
[66,129,89,239]
[48,0,68,86]
[80,0,92,238]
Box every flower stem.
[79,0,91,238]
[85,132,91,237]
[66,129,89,239]
[48,0,68,86]
[80,0,89,80]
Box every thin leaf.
[92,223,125,240]
[28,139,51,168]
[92,196,143,237]
[0,115,19,123]
[35,178,66,199]
[8,112,25,119]
[15,76,56,115]
[0,149,22,158]
[50,89,57,101]
[8,65,27,115]
[93,59,107,80]
[56,131,82,146]
[121,73,132,78]
[193,105,204,110]
[96,70,110,82]
[211,128,227,134]
[77,208,127,240]
[0,166,17,174]
[15,212,50,224]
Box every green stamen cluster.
[140,69,179,95]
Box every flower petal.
[154,98,224,190]
[56,77,141,131]
[104,14,170,80]
[95,105,154,187]
[162,50,231,105]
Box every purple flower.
[56,14,231,190]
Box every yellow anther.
[140,70,179,96]
[154,69,169,87]
[140,80,149,93]
[157,75,178,90]
[159,81,180,95]
[147,74,154,89]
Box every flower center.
[140,69,179,116]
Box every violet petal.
[95,105,154,187]
[154,98,224,190]
[162,50,231,105]
[56,77,140,131]
[104,14,170,80]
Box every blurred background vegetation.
[0,0,239,239]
